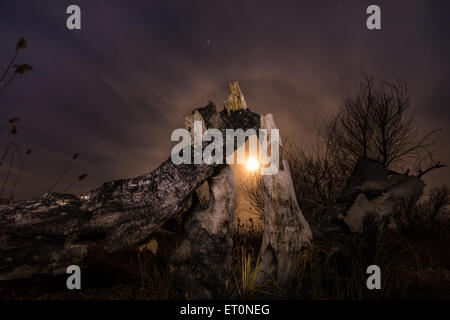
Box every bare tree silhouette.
[322,72,444,176]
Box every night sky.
[0,0,449,199]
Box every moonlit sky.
[0,0,449,199]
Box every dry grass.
[1,220,448,300]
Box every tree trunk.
[256,114,312,292]
[170,166,235,299]
[257,160,313,291]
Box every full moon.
[246,157,260,172]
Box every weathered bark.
[256,114,312,291]
[257,160,313,291]
[168,81,251,299]
[0,160,213,280]
[170,166,235,299]
[0,102,260,280]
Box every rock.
[170,166,235,299]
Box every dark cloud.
[0,0,449,199]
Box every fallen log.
[0,100,260,280]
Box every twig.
[63,174,87,194]
[9,149,31,198]
[0,49,18,83]
[418,162,447,178]
[47,153,79,193]
[0,73,17,93]
[0,140,17,195]
[0,38,27,83]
